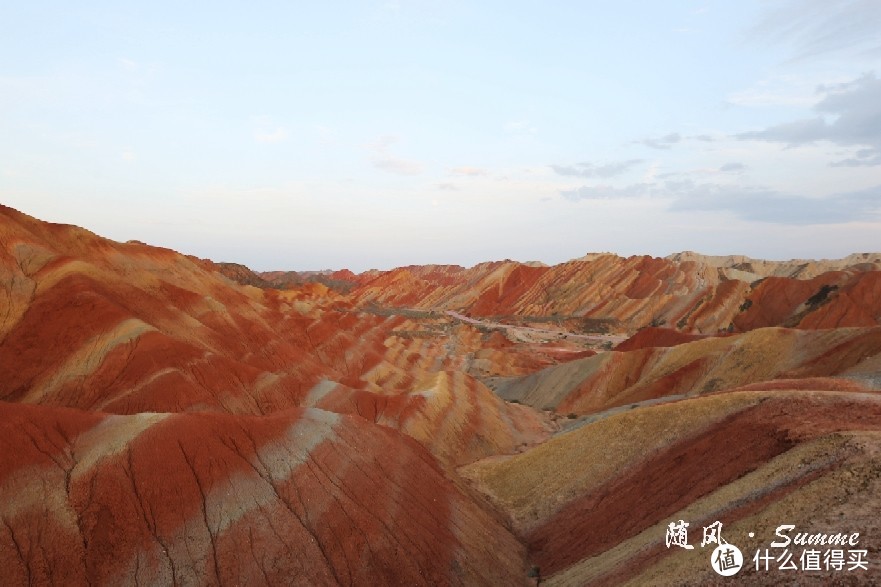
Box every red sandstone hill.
[333,253,881,334]
[489,326,881,415]
[0,402,527,585]
[0,205,548,456]
[258,268,363,293]
[463,389,881,585]
[2,204,881,585]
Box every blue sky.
[2,1,880,271]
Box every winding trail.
[445,310,629,346]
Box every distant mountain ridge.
[212,252,881,335]
[666,250,881,279]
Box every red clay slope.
[0,205,553,584]
[0,205,334,414]
[0,402,529,585]
[532,391,881,584]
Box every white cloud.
[504,120,537,134]
[560,184,649,201]
[750,0,881,60]
[372,155,424,175]
[559,176,881,225]
[314,125,338,145]
[117,58,138,71]
[368,134,399,151]
[737,72,881,165]
[367,133,424,175]
[643,162,660,183]
[634,132,681,150]
[449,166,488,176]
[727,86,819,108]
[254,127,289,143]
[551,159,643,178]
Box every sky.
[2,0,880,272]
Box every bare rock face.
[3,204,881,585]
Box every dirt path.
[445,310,629,345]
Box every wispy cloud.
[668,180,881,224]
[504,120,537,134]
[254,127,289,143]
[737,72,881,166]
[117,57,138,71]
[634,132,681,150]
[560,184,649,201]
[727,84,820,108]
[372,156,424,175]
[551,159,643,178]
[750,0,881,60]
[560,176,881,225]
[369,134,399,151]
[314,125,338,145]
[252,116,290,143]
[437,182,458,191]
[831,148,881,167]
[655,162,746,178]
[368,133,424,175]
[449,166,488,177]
